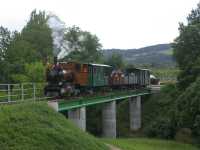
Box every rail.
[0,83,159,105]
[0,83,50,104]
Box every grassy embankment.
[0,102,108,150]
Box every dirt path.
[106,144,121,150]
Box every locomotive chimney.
[54,56,57,65]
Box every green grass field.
[104,138,198,150]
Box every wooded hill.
[103,44,175,67]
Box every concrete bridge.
[48,89,150,138]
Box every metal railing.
[158,76,177,82]
[0,83,50,104]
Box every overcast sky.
[0,0,199,49]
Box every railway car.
[109,69,125,87]
[125,68,139,87]
[138,69,151,87]
[125,68,150,88]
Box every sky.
[0,0,199,49]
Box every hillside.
[103,44,175,67]
[0,102,108,150]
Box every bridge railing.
[0,83,50,104]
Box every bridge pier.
[102,101,116,138]
[129,96,141,130]
[68,107,86,131]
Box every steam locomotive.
[44,58,151,97]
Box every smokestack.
[54,56,57,65]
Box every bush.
[175,128,193,143]
[175,77,200,129]
[193,115,200,144]
[144,118,175,139]
[142,83,179,139]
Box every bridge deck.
[50,89,150,112]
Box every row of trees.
[0,10,124,83]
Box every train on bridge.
[44,58,151,97]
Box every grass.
[104,138,199,150]
[0,102,108,150]
[151,68,179,82]
[160,49,173,56]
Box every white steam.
[47,14,87,59]
[47,14,69,59]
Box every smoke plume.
[47,14,67,59]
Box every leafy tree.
[187,3,200,25]
[0,26,14,82]
[0,26,12,60]
[63,26,102,63]
[5,36,38,64]
[2,10,53,83]
[173,24,200,70]
[142,3,200,142]
[104,53,124,69]
[173,3,200,89]
[0,11,52,83]
[12,62,45,83]
[22,10,53,63]
[4,32,38,82]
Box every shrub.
[144,118,175,139]
[175,128,193,143]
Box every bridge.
[0,83,162,138]
[48,88,152,138]
[49,89,150,111]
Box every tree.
[187,3,200,25]
[22,10,53,63]
[2,10,53,83]
[5,36,38,64]
[12,62,45,83]
[0,26,14,82]
[105,53,124,69]
[0,26,12,60]
[173,2,200,89]
[63,26,102,63]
